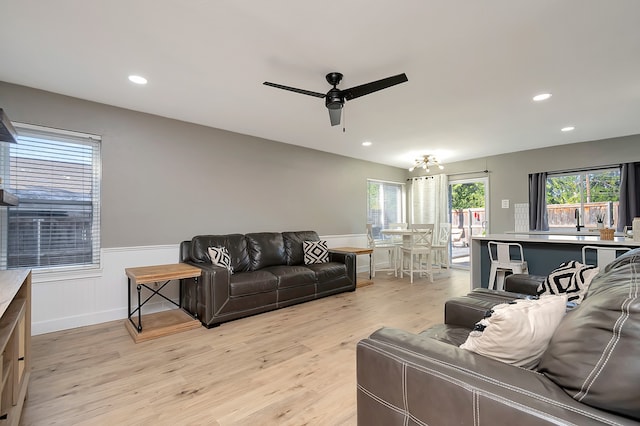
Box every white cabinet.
[0,270,31,425]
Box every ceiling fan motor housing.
[326,88,344,109]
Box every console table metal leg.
[194,276,199,319]
[136,284,142,332]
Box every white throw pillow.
[303,240,329,264]
[460,294,568,368]
[207,246,234,274]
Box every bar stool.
[581,245,632,267]
[487,241,528,290]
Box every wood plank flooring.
[20,269,470,426]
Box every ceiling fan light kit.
[409,155,444,173]
[263,72,408,126]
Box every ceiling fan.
[263,72,408,126]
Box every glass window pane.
[546,168,620,229]
[367,179,405,239]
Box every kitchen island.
[470,233,640,289]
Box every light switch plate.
[501,199,510,209]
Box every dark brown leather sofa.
[357,248,640,425]
[179,231,356,328]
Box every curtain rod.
[544,164,620,176]
[406,169,489,181]
[447,169,489,177]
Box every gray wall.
[411,135,640,233]
[0,82,407,247]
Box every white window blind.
[2,124,101,270]
[367,179,406,239]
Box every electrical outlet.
[501,199,510,209]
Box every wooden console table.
[330,247,374,288]
[0,269,31,425]
[125,263,202,343]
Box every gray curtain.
[617,162,640,231]
[528,172,549,231]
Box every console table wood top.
[125,263,201,285]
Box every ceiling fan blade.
[328,108,342,126]
[263,81,325,98]
[342,73,408,101]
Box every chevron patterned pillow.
[537,261,599,303]
[303,240,329,264]
[207,246,234,274]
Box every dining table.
[380,228,415,244]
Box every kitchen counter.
[470,233,639,290]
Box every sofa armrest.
[181,261,230,326]
[329,251,357,288]
[504,273,545,295]
[444,296,500,329]
[357,328,632,426]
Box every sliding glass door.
[449,177,489,268]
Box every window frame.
[545,167,620,230]
[1,122,102,274]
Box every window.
[1,124,101,271]
[546,168,620,229]
[367,179,405,239]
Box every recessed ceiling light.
[128,75,148,85]
[561,126,575,132]
[533,93,552,102]
[362,141,372,147]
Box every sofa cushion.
[537,261,599,304]
[538,252,640,421]
[304,261,346,282]
[262,265,316,289]
[283,231,320,265]
[460,294,567,368]
[303,240,329,264]
[229,270,278,297]
[207,246,234,273]
[246,232,287,271]
[191,234,250,272]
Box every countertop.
[472,233,640,247]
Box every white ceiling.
[2,1,640,169]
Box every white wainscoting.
[30,233,366,335]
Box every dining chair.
[487,241,528,290]
[431,222,451,269]
[400,224,435,283]
[366,224,398,277]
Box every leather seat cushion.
[263,265,316,289]
[229,271,278,297]
[538,248,640,421]
[304,261,346,282]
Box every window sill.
[31,266,103,284]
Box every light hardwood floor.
[21,269,470,426]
